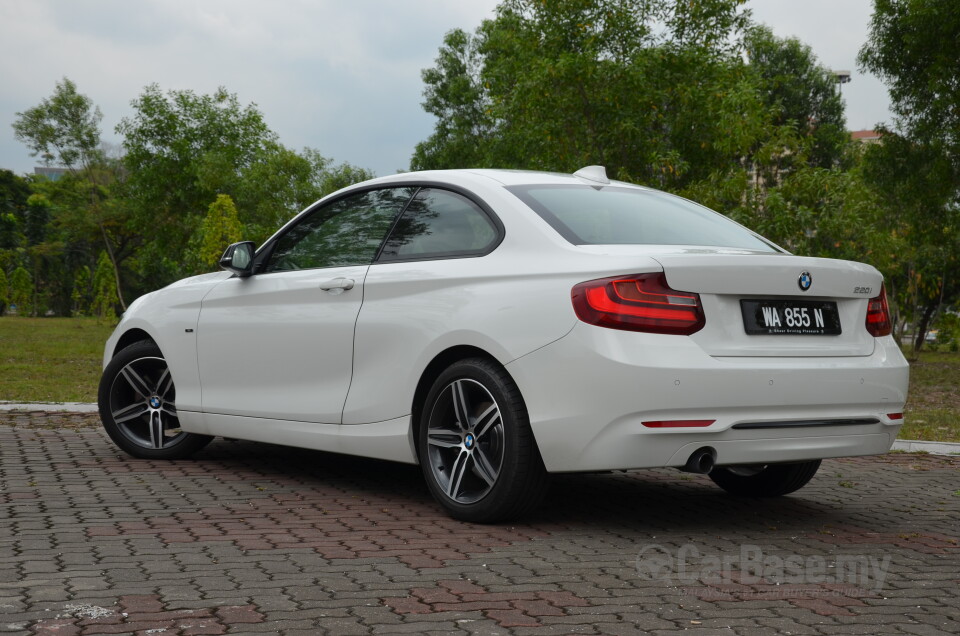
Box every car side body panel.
[195,264,369,423]
[103,272,231,414]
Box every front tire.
[418,358,547,523]
[98,341,212,459]
[708,460,821,497]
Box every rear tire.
[98,341,213,459]
[708,460,821,497]
[418,358,547,523]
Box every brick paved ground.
[0,412,957,635]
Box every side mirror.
[219,241,256,277]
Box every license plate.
[740,300,841,335]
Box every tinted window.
[508,185,778,251]
[379,188,498,261]
[265,188,415,272]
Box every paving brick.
[3,412,958,636]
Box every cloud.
[1,0,891,179]
[0,0,499,176]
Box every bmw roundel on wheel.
[98,166,909,522]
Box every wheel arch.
[113,328,157,359]
[410,345,528,462]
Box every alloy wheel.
[107,356,185,450]
[425,378,505,504]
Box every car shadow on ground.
[190,437,850,533]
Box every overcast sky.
[0,0,892,179]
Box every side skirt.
[177,410,417,464]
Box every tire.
[418,358,547,523]
[708,460,821,497]
[98,341,213,459]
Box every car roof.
[354,167,650,190]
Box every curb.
[0,401,99,413]
[891,439,960,456]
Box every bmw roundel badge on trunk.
[798,271,812,291]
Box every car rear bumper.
[506,324,909,472]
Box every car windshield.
[507,184,779,251]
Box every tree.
[117,85,373,289]
[412,0,768,189]
[858,0,960,351]
[117,85,275,248]
[12,79,129,309]
[413,28,493,170]
[745,25,848,169]
[72,265,91,316]
[9,266,32,316]
[0,268,8,315]
[859,134,959,352]
[0,170,30,250]
[12,78,102,170]
[197,194,243,270]
[859,0,960,167]
[412,0,880,261]
[91,251,118,322]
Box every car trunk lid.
[652,252,882,357]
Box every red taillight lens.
[572,272,705,335]
[865,285,892,337]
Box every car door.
[196,187,415,423]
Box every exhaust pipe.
[680,447,715,474]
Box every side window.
[264,188,415,272]
[378,188,498,261]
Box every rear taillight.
[865,285,892,337]
[572,272,705,335]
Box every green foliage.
[0,170,30,249]
[414,0,759,187]
[116,85,374,289]
[71,266,91,317]
[0,268,8,315]
[11,79,374,310]
[197,194,243,271]
[745,25,847,169]
[859,0,960,165]
[11,79,134,314]
[11,77,103,170]
[412,0,851,205]
[116,85,274,257]
[91,251,117,322]
[857,0,960,350]
[9,266,33,316]
[412,0,879,263]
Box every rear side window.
[378,188,499,261]
[508,185,778,252]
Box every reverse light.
[865,285,892,337]
[572,272,705,335]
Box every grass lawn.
[1,317,958,443]
[900,350,960,443]
[0,317,115,402]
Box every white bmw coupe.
[99,167,909,522]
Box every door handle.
[319,277,355,291]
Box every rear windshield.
[507,184,778,251]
